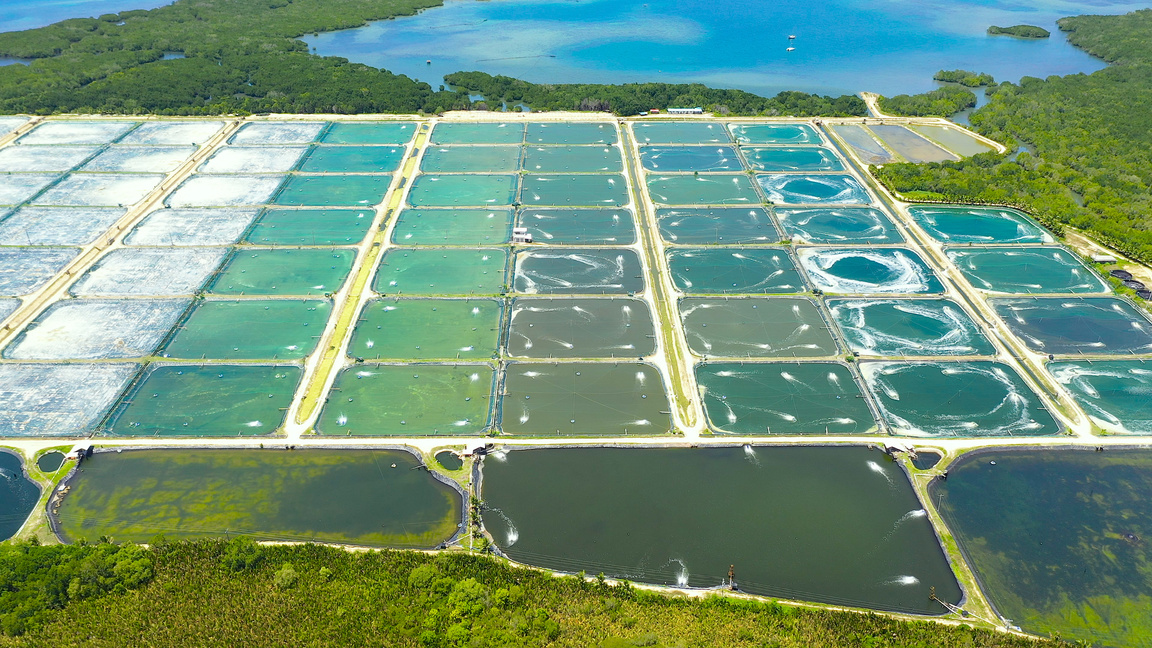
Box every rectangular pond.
[740,147,844,172]
[71,247,227,297]
[348,298,502,361]
[639,146,743,173]
[0,247,78,296]
[162,299,331,360]
[391,208,512,246]
[407,174,517,207]
[56,449,461,547]
[297,145,406,174]
[728,123,821,145]
[126,208,259,246]
[646,174,760,206]
[514,248,644,295]
[991,297,1152,355]
[5,298,187,360]
[245,208,375,246]
[320,122,418,145]
[520,174,628,207]
[208,248,355,296]
[272,174,392,207]
[633,122,730,144]
[106,364,301,436]
[909,125,995,157]
[906,205,1053,244]
[829,125,896,165]
[828,298,995,357]
[1049,360,1152,434]
[667,248,804,294]
[231,122,324,145]
[656,207,777,244]
[420,146,521,173]
[775,207,903,244]
[374,248,508,296]
[499,362,669,436]
[860,361,1060,437]
[527,122,617,145]
[869,125,957,163]
[932,448,1152,647]
[946,246,1108,294]
[506,297,655,358]
[757,174,871,205]
[317,363,494,436]
[431,122,525,145]
[679,297,838,358]
[0,206,126,246]
[797,248,944,295]
[518,208,636,245]
[482,446,959,614]
[523,146,622,173]
[697,362,875,435]
[0,363,137,436]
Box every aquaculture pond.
[1048,360,1152,434]
[245,208,375,246]
[646,174,760,206]
[518,209,635,245]
[482,446,960,614]
[36,451,65,473]
[946,247,1107,294]
[506,297,655,358]
[348,298,502,361]
[499,362,669,436]
[656,207,778,244]
[374,248,507,296]
[798,248,943,295]
[830,125,896,165]
[667,248,804,294]
[728,123,821,145]
[513,249,644,295]
[740,147,843,172]
[679,297,838,358]
[774,208,902,245]
[906,205,1052,245]
[828,299,995,357]
[639,146,743,173]
[56,449,461,547]
[162,299,331,360]
[861,362,1060,438]
[757,174,871,205]
[933,448,1152,648]
[992,297,1152,355]
[868,125,956,163]
[421,145,521,173]
[696,362,875,435]
[391,208,513,246]
[0,450,39,541]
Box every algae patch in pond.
[934,448,1152,648]
[57,449,461,547]
[482,446,960,615]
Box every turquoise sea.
[3,0,1143,95]
[303,0,1145,96]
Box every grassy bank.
[0,539,1068,647]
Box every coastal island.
[988,24,1051,38]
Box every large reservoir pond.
[934,449,1152,648]
[56,449,462,547]
[0,450,39,541]
[482,446,961,614]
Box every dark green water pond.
[519,209,636,245]
[482,446,960,614]
[933,448,1152,647]
[656,207,778,244]
[514,249,644,295]
[507,297,655,358]
[57,449,461,547]
[668,248,804,294]
[1049,360,1152,434]
[680,297,838,358]
[992,297,1152,356]
[36,450,64,472]
[697,362,875,435]
[0,450,39,541]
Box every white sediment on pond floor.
[5,298,189,360]
[0,299,18,322]
[0,145,100,173]
[0,174,59,206]
[17,121,138,146]
[117,121,225,146]
[70,247,228,296]
[82,146,197,173]
[0,247,79,296]
[125,208,260,246]
[199,146,308,174]
[166,175,285,207]
[230,122,325,145]
[0,117,28,136]
[34,173,165,207]
[0,207,126,246]
[0,362,138,436]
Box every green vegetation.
[444,72,867,117]
[877,85,976,117]
[0,541,153,636]
[933,70,995,87]
[877,9,1152,264]
[0,0,864,117]
[0,538,1067,647]
[988,25,1051,38]
[0,0,468,114]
